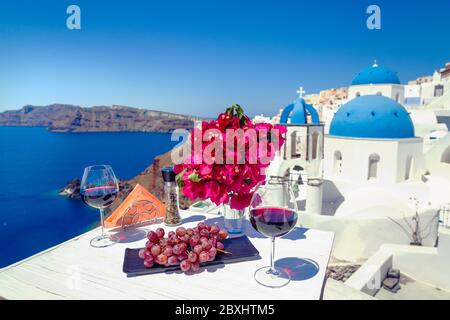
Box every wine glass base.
[90,234,117,248]
[254,266,290,288]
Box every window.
[405,155,414,180]
[311,131,320,160]
[376,91,382,96]
[395,93,400,102]
[367,154,380,180]
[442,146,450,164]
[333,151,343,175]
[356,92,361,97]
[434,85,444,97]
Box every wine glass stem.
[269,237,276,273]
[99,208,106,237]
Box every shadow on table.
[111,228,148,243]
[275,257,319,281]
[165,262,225,276]
[182,215,206,224]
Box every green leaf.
[188,172,202,182]
[175,170,186,188]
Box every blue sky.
[0,0,449,117]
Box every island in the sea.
[0,104,201,132]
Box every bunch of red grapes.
[138,222,229,272]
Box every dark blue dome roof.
[279,98,320,125]
[329,95,415,139]
[352,64,400,85]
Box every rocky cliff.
[60,146,192,211]
[0,104,200,132]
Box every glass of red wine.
[249,177,298,288]
[80,165,119,248]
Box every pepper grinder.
[161,166,182,226]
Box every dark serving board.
[123,235,260,277]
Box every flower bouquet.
[174,104,286,217]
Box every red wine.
[249,207,298,238]
[82,186,118,209]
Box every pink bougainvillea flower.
[175,104,286,210]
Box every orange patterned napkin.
[105,184,165,228]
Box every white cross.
[296,86,305,98]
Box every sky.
[0,0,449,117]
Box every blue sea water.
[0,127,179,268]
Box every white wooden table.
[0,212,334,300]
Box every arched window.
[435,85,444,97]
[333,151,343,175]
[367,154,380,180]
[395,93,400,102]
[405,155,414,180]
[442,146,450,164]
[376,91,382,96]
[356,92,361,97]
[311,131,320,160]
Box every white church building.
[347,62,405,103]
[268,65,450,269]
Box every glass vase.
[222,203,245,236]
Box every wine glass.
[80,165,119,248]
[249,177,298,288]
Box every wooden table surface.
[0,212,334,300]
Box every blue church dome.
[329,95,415,139]
[280,98,320,125]
[352,63,400,85]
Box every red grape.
[163,245,173,256]
[147,231,159,243]
[189,235,200,247]
[155,227,165,239]
[198,251,209,263]
[168,256,179,265]
[188,251,198,263]
[155,254,168,265]
[150,244,161,256]
[193,244,203,255]
[201,241,212,251]
[210,225,220,234]
[218,229,228,240]
[180,234,190,243]
[142,223,229,273]
[179,242,187,252]
[191,262,200,272]
[208,247,217,258]
[176,227,186,237]
[177,252,188,261]
[144,250,153,259]
[180,260,191,272]
[144,255,154,262]
[197,222,206,230]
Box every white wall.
[324,136,423,184]
[300,206,439,262]
[378,227,450,291]
[348,84,405,102]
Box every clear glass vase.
[222,203,245,236]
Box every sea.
[0,126,179,268]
